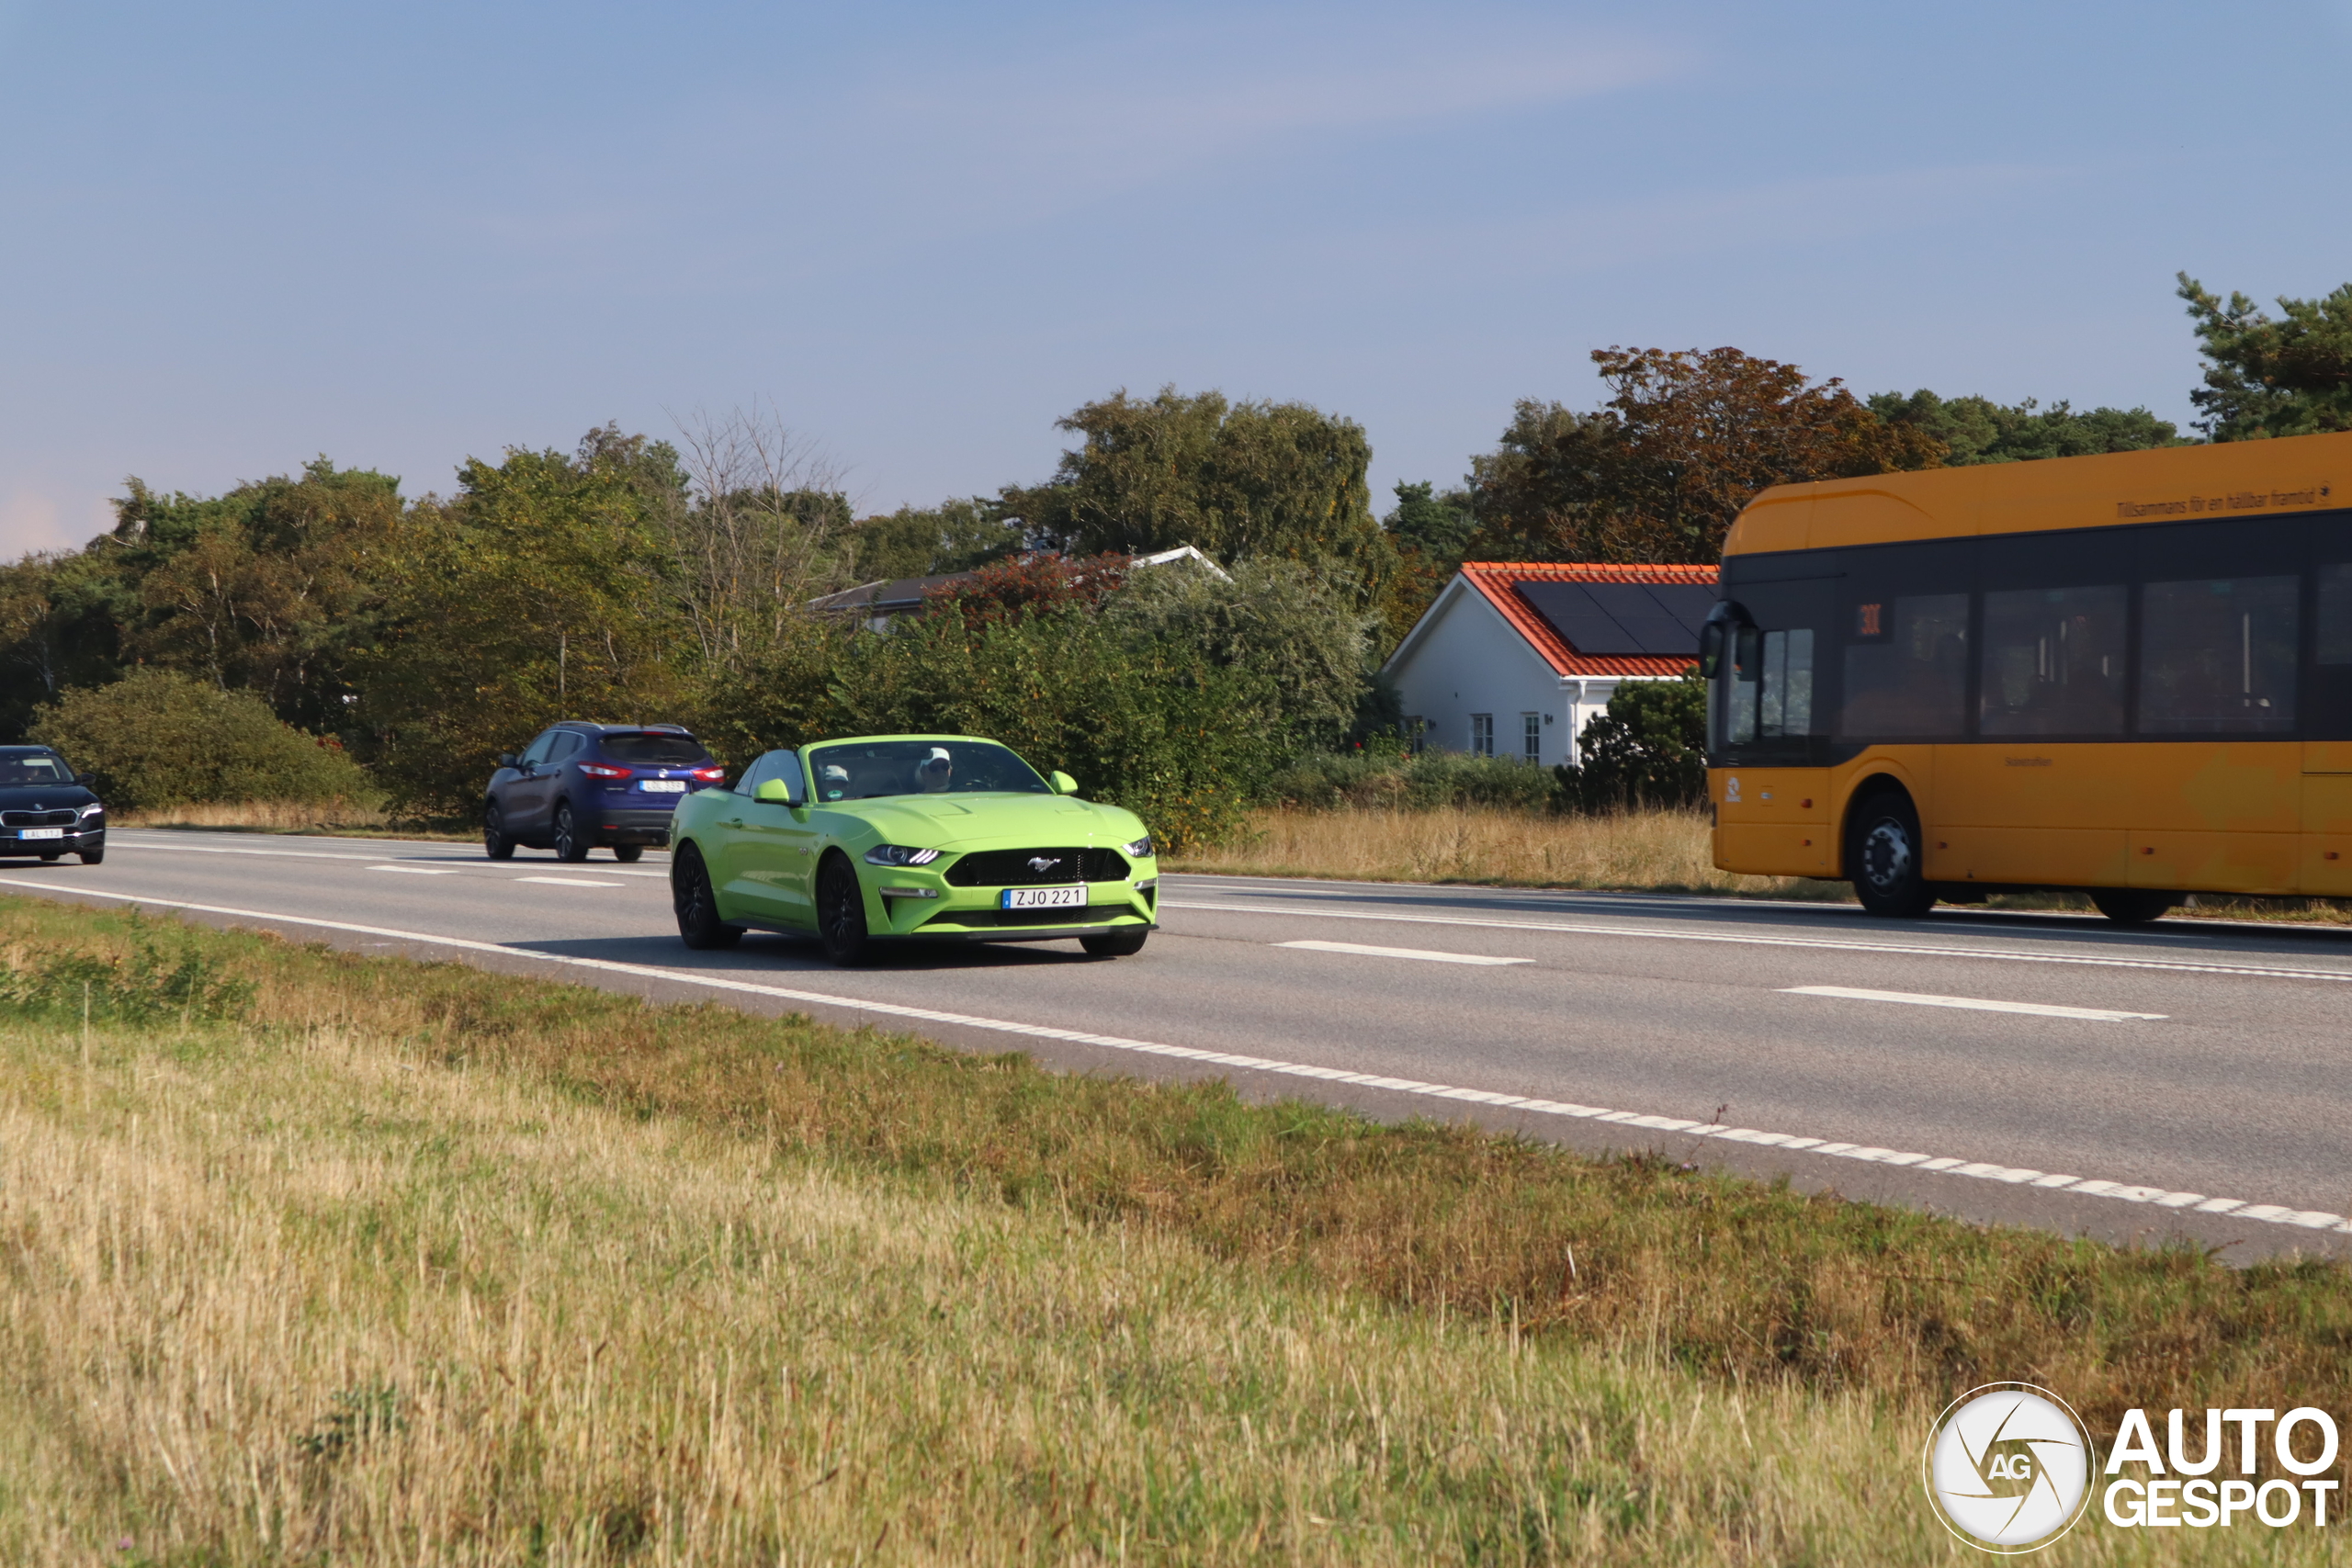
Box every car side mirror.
[754,778,797,806]
[498,753,517,769]
[74,773,96,787]
[1049,770,1079,795]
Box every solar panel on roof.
[1511,579,1718,657]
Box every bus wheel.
[1848,790,1936,919]
[2088,888,2177,926]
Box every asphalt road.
[9,828,2352,1261]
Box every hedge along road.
[12,829,2352,1262]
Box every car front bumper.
[0,823,102,856]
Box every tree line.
[2,272,2342,841]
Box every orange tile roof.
[1456,561,1718,678]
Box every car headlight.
[864,844,941,867]
[1122,835,1154,859]
[78,802,104,818]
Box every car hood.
[0,783,98,811]
[841,792,1136,846]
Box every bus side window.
[1758,628,1814,737]
[1839,593,1968,739]
[2138,574,2298,733]
[1728,625,1761,744]
[2318,564,2352,666]
[1981,584,2127,737]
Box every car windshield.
[0,750,73,786]
[600,734,709,766]
[806,739,1049,801]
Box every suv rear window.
[599,734,710,766]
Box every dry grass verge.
[1167,806,1843,898]
[2,897,2346,1562]
[110,798,475,840]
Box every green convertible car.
[667,734,1159,964]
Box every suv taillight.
[579,761,631,778]
[688,766,725,782]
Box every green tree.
[350,427,693,815]
[2177,273,2352,441]
[1868,390,2187,463]
[0,548,134,741]
[1001,386,1393,590]
[1555,669,1708,811]
[1467,347,1945,565]
[29,669,374,812]
[1383,480,1476,565]
[1104,558,1373,750]
[845,499,1023,582]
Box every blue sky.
[2,1,2347,555]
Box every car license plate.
[18,828,64,840]
[637,780,686,793]
[1001,886,1085,909]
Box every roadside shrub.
[0,921,253,1025]
[1269,749,1562,812]
[1555,669,1707,811]
[28,669,377,813]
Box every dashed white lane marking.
[1781,986,2166,1022]
[1278,940,1531,966]
[1162,899,2352,985]
[514,876,625,887]
[369,865,463,875]
[3,877,2343,1243]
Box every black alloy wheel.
[483,803,515,861]
[2088,888,2177,926]
[553,802,591,863]
[1080,926,1148,958]
[77,847,103,865]
[816,852,870,966]
[670,843,741,950]
[1847,789,1936,919]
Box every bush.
[1268,749,1563,812]
[28,670,378,813]
[1555,670,1707,811]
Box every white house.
[1382,561,1719,768]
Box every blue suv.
[483,723,723,863]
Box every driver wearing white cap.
[916,746,953,793]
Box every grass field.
[3,897,2347,1562]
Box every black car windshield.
[600,734,709,766]
[807,739,1049,801]
[0,750,73,786]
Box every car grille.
[943,847,1130,886]
[923,904,1136,929]
[2,810,76,828]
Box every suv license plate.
[1002,886,1085,909]
[637,780,686,793]
[17,828,64,840]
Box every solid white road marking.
[0,876,2335,1241]
[1780,986,2166,1022]
[107,836,675,877]
[514,876,625,887]
[369,864,463,875]
[1277,940,1531,966]
[1162,899,2352,986]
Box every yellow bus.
[1702,429,2352,922]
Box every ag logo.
[1923,1383,2093,1553]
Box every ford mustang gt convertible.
[667,734,1159,964]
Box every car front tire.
[671,843,741,950]
[553,802,591,863]
[613,843,644,863]
[484,803,516,860]
[816,852,870,966]
[1080,926,1148,958]
[77,846,103,865]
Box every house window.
[1470,714,1494,757]
[1521,713,1541,763]
[1402,716,1427,756]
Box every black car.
[0,745,105,864]
[482,722,722,863]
